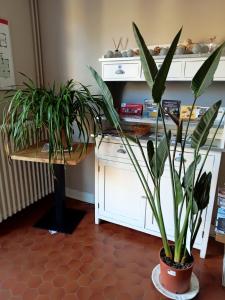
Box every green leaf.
[151,131,171,178]
[89,66,120,128]
[192,199,199,215]
[174,170,183,206]
[191,41,225,98]
[132,22,158,89]
[191,100,221,149]
[194,172,212,210]
[147,139,154,165]
[152,28,182,103]
[182,155,201,189]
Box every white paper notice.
[0,19,15,89]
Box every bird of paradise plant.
[90,24,225,268]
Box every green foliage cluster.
[2,75,105,161]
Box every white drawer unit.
[100,56,225,81]
[102,61,141,81]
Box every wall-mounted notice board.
[0,18,15,90]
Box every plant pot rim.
[159,246,194,272]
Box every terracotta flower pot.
[159,247,194,294]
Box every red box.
[120,103,143,116]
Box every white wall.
[38,0,225,202]
[0,0,37,122]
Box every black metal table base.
[34,207,86,234]
[34,164,85,234]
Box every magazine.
[162,100,181,118]
[180,105,198,120]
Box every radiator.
[0,127,54,222]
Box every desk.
[215,234,225,287]
[11,142,94,234]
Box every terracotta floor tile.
[0,197,224,299]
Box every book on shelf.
[215,188,225,235]
[218,188,225,208]
[215,207,225,234]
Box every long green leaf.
[182,155,201,189]
[191,41,225,98]
[152,28,182,103]
[89,66,120,128]
[194,172,212,210]
[151,131,171,178]
[147,139,154,166]
[191,100,221,149]
[132,22,158,89]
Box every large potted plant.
[2,74,105,160]
[90,24,225,294]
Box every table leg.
[53,164,66,232]
[34,164,86,234]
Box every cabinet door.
[145,167,206,247]
[98,160,147,228]
[145,169,175,239]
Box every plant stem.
[159,105,179,243]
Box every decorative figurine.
[175,45,186,55]
[127,48,135,57]
[104,50,114,58]
[149,48,154,56]
[192,43,202,54]
[209,36,217,52]
[153,46,161,55]
[113,38,122,57]
[200,44,209,53]
[160,47,169,56]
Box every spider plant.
[90,24,225,264]
[2,74,105,161]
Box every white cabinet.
[98,160,146,228]
[95,138,222,258]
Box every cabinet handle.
[115,65,125,74]
[117,148,126,154]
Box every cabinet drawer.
[173,151,214,171]
[102,62,140,80]
[214,60,225,79]
[184,60,204,78]
[97,142,145,162]
[141,61,184,80]
[158,61,184,79]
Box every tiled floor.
[0,196,224,300]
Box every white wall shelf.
[99,55,225,81]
